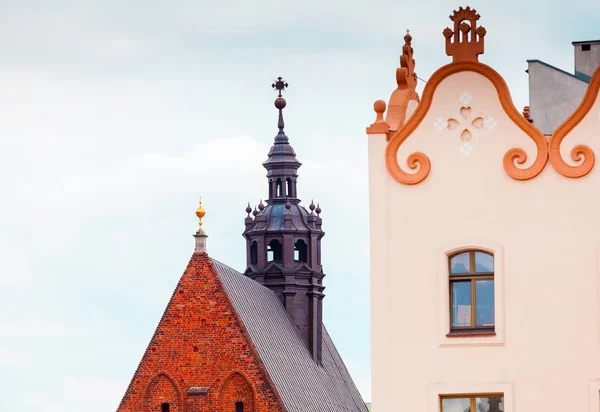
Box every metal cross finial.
[272,77,288,98]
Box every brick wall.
[117,253,284,412]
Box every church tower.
[243,77,325,363]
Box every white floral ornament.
[433,91,499,156]
[459,141,474,156]
[483,116,497,130]
[434,117,448,132]
[459,92,472,106]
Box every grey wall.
[574,42,600,77]
[527,61,589,135]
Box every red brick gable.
[117,252,285,412]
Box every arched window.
[286,178,293,197]
[294,239,308,263]
[267,240,283,262]
[250,241,258,265]
[276,179,283,197]
[268,179,274,198]
[449,250,494,331]
[161,403,170,412]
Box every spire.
[243,77,326,364]
[264,77,302,203]
[272,77,289,144]
[444,6,487,63]
[194,197,208,253]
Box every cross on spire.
[272,77,288,98]
[272,77,289,142]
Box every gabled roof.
[213,259,369,412]
[526,59,590,84]
[572,40,600,45]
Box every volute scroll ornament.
[548,65,600,178]
[385,7,549,185]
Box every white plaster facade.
[368,67,600,412]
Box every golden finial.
[196,196,206,229]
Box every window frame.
[436,238,505,347]
[440,393,504,411]
[448,250,495,332]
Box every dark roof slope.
[212,259,369,412]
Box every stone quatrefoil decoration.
[433,92,498,156]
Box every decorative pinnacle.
[272,77,289,143]
[246,202,252,217]
[196,197,206,229]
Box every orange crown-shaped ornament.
[443,6,487,63]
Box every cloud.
[0,319,90,340]
[0,241,34,287]
[1,1,598,410]
[0,347,30,366]
[21,376,128,412]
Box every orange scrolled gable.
[385,62,548,185]
[383,7,548,185]
[548,65,600,178]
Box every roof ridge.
[527,59,590,83]
[210,258,279,296]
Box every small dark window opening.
[235,402,244,412]
[161,403,170,412]
[294,239,308,263]
[268,180,274,198]
[582,44,591,51]
[286,178,293,197]
[267,240,283,262]
[250,241,258,265]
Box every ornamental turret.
[243,78,325,363]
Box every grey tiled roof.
[212,259,369,412]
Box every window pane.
[442,398,470,412]
[476,397,504,411]
[450,252,470,273]
[475,251,493,272]
[452,281,472,327]
[476,280,495,327]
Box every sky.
[1,0,599,410]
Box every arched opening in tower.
[267,240,283,262]
[286,178,293,197]
[250,241,258,265]
[294,239,308,263]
